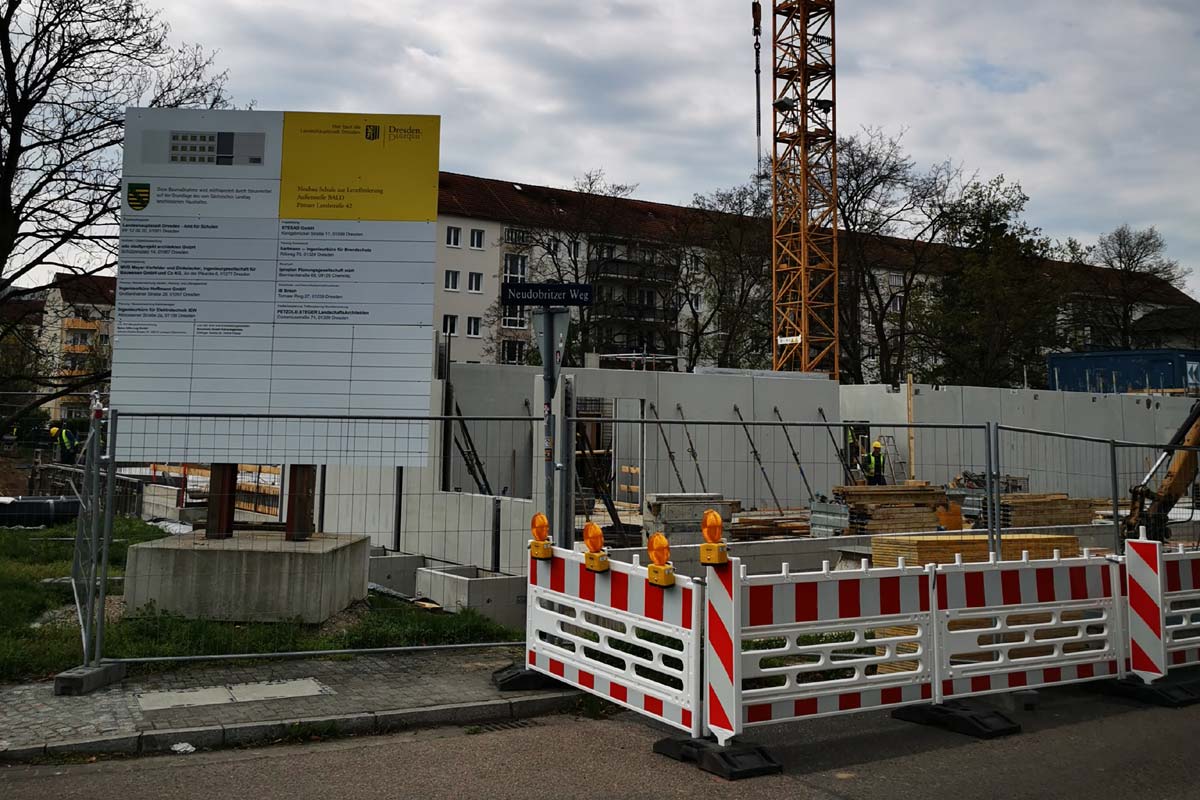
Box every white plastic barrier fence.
[1126,539,1200,680]
[935,552,1122,698]
[709,558,938,745]
[526,547,704,737]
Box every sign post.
[519,284,591,548]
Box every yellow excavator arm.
[1123,400,1200,542]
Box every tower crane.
[756,1,839,378]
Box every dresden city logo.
[127,183,151,211]
[364,124,381,141]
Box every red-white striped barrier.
[1126,538,1167,683]
[935,554,1121,698]
[705,558,741,746]
[527,548,703,737]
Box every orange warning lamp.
[646,532,675,587]
[700,509,729,566]
[583,521,609,573]
[530,512,552,560]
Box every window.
[888,272,904,289]
[637,288,656,307]
[99,333,110,346]
[442,314,457,336]
[445,226,461,247]
[504,227,531,245]
[469,229,485,249]
[570,240,581,261]
[602,243,616,260]
[468,272,483,293]
[444,270,460,291]
[502,254,528,329]
[68,331,92,346]
[501,340,526,364]
[466,317,481,337]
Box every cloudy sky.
[156,0,1200,297]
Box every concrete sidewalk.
[0,647,576,761]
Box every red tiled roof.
[53,272,116,306]
[436,171,1198,310]
[0,298,44,327]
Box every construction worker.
[864,441,887,486]
[50,425,78,463]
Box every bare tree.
[674,173,772,371]
[1066,225,1189,350]
[0,0,229,426]
[836,128,961,384]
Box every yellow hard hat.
[872,441,882,449]
[50,427,60,436]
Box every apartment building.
[38,273,116,419]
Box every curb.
[0,690,579,764]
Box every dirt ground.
[0,454,30,496]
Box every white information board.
[111,108,440,465]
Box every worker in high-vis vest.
[49,426,77,463]
[864,440,887,486]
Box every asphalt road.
[5,685,1200,800]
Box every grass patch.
[0,519,522,683]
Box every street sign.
[501,282,593,306]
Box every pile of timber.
[981,493,1098,528]
[727,510,810,540]
[833,484,948,535]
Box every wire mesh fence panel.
[94,413,535,662]
[1113,441,1200,547]
[569,417,993,547]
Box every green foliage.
[0,524,521,682]
[908,177,1064,388]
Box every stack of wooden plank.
[727,510,811,540]
[871,532,1081,568]
[981,493,1098,528]
[833,484,948,535]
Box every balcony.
[63,318,101,330]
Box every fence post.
[491,496,502,573]
[93,407,118,665]
[558,376,575,549]
[983,422,997,556]
[1109,439,1122,554]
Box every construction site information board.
[111,108,440,464]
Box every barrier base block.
[1100,674,1200,708]
[653,735,782,781]
[892,700,1021,739]
[492,662,562,692]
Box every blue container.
[1046,350,1200,393]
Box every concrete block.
[376,699,513,732]
[416,566,527,629]
[141,726,225,753]
[0,743,47,762]
[53,662,127,696]
[124,532,369,624]
[222,720,290,747]
[45,733,141,757]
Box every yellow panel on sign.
[278,112,439,221]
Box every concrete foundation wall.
[415,565,526,629]
[124,534,369,624]
[840,385,1199,498]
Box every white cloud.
[156,0,1200,296]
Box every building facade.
[37,273,115,420]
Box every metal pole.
[543,315,555,539]
[992,423,1003,557]
[558,375,575,548]
[983,422,996,556]
[1110,440,1123,554]
[94,407,118,666]
[491,496,502,573]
